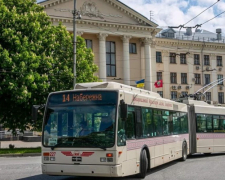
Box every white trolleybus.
[180,98,225,155]
[32,82,191,178]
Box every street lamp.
[72,0,81,88]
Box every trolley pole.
[73,0,77,88]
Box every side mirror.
[120,100,128,121]
[32,105,41,121]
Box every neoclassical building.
[39,0,225,104]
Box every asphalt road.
[0,154,225,180]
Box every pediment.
[39,0,158,27]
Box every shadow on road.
[188,153,225,159]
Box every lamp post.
[73,0,77,88]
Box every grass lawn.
[0,147,41,154]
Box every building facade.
[39,0,225,104]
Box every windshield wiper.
[51,142,65,150]
[81,137,107,151]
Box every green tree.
[0,0,99,134]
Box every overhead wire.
[183,0,221,26]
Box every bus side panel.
[154,144,164,167]
[213,134,225,152]
[196,133,214,153]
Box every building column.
[163,50,170,99]
[122,36,132,85]
[188,53,194,94]
[143,37,152,91]
[211,54,218,102]
[150,39,156,91]
[98,33,108,82]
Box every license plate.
[72,157,82,162]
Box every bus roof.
[75,82,161,98]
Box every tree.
[0,0,99,134]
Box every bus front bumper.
[42,164,123,177]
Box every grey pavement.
[0,141,41,149]
[1,154,225,180]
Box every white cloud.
[119,0,225,35]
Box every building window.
[171,91,177,100]
[170,73,177,84]
[204,55,210,65]
[195,74,201,84]
[194,54,200,65]
[218,74,223,85]
[157,72,162,81]
[85,39,92,49]
[180,54,186,64]
[157,91,163,98]
[106,41,116,77]
[218,92,224,104]
[181,73,187,84]
[129,43,137,54]
[181,91,188,97]
[168,33,175,38]
[170,53,176,64]
[156,51,162,63]
[217,56,222,66]
[206,92,211,101]
[205,74,210,85]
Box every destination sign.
[62,93,102,103]
[48,91,118,106]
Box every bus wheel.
[137,149,148,179]
[181,141,187,161]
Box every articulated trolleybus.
[32,82,189,178]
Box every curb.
[0,153,41,157]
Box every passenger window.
[173,113,180,134]
[162,111,170,135]
[153,110,162,136]
[142,108,154,137]
[125,111,135,139]
[196,114,212,133]
[213,116,225,133]
[180,113,188,133]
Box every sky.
[37,0,225,34]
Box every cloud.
[119,0,225,34]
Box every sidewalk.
[0,141,41,149]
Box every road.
[0,154,225,180]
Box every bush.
[9,144,15,149]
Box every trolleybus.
[33,82,190,178]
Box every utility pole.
[150,11,154,21]
[73,0,77,87]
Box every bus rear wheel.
[137,149,148,179]
[181,141,187,161]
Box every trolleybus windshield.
[43,91,118,149]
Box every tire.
[181,141,187,161]
[137,150,148,179]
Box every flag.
[136,79,145,88]
[154,80,163,88]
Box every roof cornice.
[156,38,225,49]
[50,17,160,33]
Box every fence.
[156,33,225,44]
[0,130,36,140]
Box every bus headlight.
[100,157,106,162]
